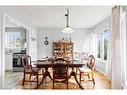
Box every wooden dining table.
[33,59,85,89]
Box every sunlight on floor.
[5,70,111,89]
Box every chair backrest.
[22,55,32,71]
[73,52,81,60]
[80,52,88,60]
[52,58,68,78]
[87,55,95,70]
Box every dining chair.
[79,55,95,85]
[52,58,69,89]
[73,52,81,60]
[80,52,89,61]
[22,55,41,86]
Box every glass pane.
[15,32,21,48]
[15,32,20,42]
[6,32,21,49]
[8,32,15,49]
[103,30,109,60]
[5,33,8,48]
[97,36,101,58]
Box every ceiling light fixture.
[62,9,74,33]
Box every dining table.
[33,58,85,89]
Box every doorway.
[2,13,29,88]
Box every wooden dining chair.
[80,52,89,61]
[73,52,81,60]
[22,55,41,86]
[79,55,95,85]
[52,58,69,89]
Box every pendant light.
[62,9,74,33]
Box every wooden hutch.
[53,40,73,59]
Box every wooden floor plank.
[5,70,111,89]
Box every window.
[5,32,21,49]
[97,29,109,61]
[103,30,109,60]
[97,35,101,58]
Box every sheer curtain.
[120,7,127,89]
[111,6,127,89]
[105,20,111,81]
[111,6,121,89]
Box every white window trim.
[97,58,107,64]
[5,32,21,49]
[96,24,109,62]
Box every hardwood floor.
[5,69,111,89]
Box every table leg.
[35,67,52,89]
[68,71,84,89]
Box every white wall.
[0,7,37,88]
[37,28,90,59]
[0,9,4,88]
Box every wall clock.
[44,36,49,45]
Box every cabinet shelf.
[53,41,73,59]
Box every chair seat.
[53,74,67,82]
[79,67,92,73]
[54,76,67,79]
[25,67,40,74]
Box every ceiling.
[3,6,112,28]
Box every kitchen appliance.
[13,52,26,71]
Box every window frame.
[103,29,109,61]
[5,31,21,49]
[96,26,109,62]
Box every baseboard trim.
[95,68,106,75]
